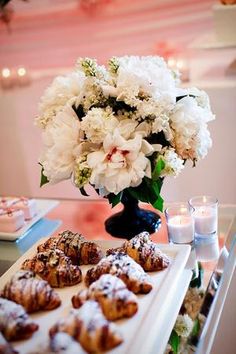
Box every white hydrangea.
[36,72,85,129]
[157,148,184,177]
[39,106,82,184]
[81,107,119,144]
[115,56,177,102]
[174,314,194,338]
[86,130,153,195]
[170,96,214,160]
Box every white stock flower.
[81,107,119,143]
[174,314,193,338]
[36,72,85,128]
[39,106,82,184]
[170,96,213,160]
[157,148,184,177]
[86,130,153,195]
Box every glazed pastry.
[1,270,61,312]
[72,273,138,320]
[28,333,86,354]
[37,230,103,265]
[85,252,152,294]
[0,297,38,340]
[22,249,82,288]
[116,231,170,271]
[49,300,123,353]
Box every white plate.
[0,199,59,241]
[0,239,191,354]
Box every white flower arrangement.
[37,56,214,210]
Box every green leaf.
[190,262,204,288]
[169,330,180,354]
[107,192,123,208]
[191,318,200,337]
[39,165,49,187]
[80,186,89,197]
[152,158,165,181]
[152,194,164,212]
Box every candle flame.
[2,68,11,78]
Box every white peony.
[36,72,85,129]
[86,130,153,195]
[81,107,119,144]
[39,106,82,184]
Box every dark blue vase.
[105,191,161,239]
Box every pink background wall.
[0,0,236,203]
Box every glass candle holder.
[165,204,194,244]
[189,196,218,238]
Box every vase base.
[105,208,161,239]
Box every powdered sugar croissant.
[0,297,38,340]
[85,251,152,294]
[1,270,61,312]
[49,300,123,353]
[108,231,170,271]
[72,273,138,320]
[37,230,103,265]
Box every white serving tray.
[0,240,191,354]
[0,199,59,241]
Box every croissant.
[49,300,123,353]
[0,332,17,354]
[28,333,86,354]
[108,231,170,271]
[37,230,103,265]
[72,273,138,320]
[1,270,61,312]
[0,298,38,341]
[22,249,82,288]
[85,251,152,294]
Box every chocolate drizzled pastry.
[49,300,123,353]
[107,231,170,271]
[0,298,38,340]
[0,332,17,353]
[72,273,138,320]
[22,249,82,288]
[1,270,61,312]
[85,252,152,294]
[37,230,103,265]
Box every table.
[0,200,235,353]
[1,200,236,283]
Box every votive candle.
[165,204,194,244]
[189,196,218,237]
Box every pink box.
[0,197,18,209]
[0,209,25,232]
[11,198,37,220]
